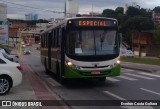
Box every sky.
[0,0,160,20]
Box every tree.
[123,16,154,31]
[126,6,141,16]
[153,6,160,13]
[102,9,115,18]
[115,7,124,15]
[121,16,154,56]
[139,8,152,18]
[114,7,125,25]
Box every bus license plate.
[91,71,100,75]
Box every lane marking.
[105,77,120,82]
[140,88,160,96]
[122,69,134,72]
[117,75,137,81]
[124,73,154,80]
[104,91,126,100]
[139,72,160,78]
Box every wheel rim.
[0,79,9,94]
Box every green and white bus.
[41,17,121,82]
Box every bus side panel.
[51,48,59,74]
[41,48,48,68]
[50,58,57,74]
[41,56,45,67]
[48,33,52,70]
[60,27,66,78]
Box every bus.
[40,17,121,82]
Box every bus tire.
[98,77,106,82]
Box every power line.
[0,0,65,14]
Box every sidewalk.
[10,48,68,109]
[121,62,160,73]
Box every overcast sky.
[1,0,160,20]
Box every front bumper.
[64,65,120,79]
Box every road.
[20,46,160,109]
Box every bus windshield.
[66,30,119,56]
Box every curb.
[121,65,153,73]
[29,66,72,109]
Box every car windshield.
[66,30,119,56]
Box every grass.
[121,57,160,66]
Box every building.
[9,22,27,29]
[65,0,79,17]
[21,32,40,44]
[8,22,28,46]
[25,13,38,20]
[0,3,7,21]
[0,3,8,45]
[132,31,160,57]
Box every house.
[132,31,160,57]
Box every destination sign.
[68,19,117,27]
[78,20,107,26]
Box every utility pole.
[92,4,93,17]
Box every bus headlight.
[116,60,121,64]
[67,61,73,66]
[65,61,80,70]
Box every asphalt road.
[21,46,160,109]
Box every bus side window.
[55,29,57,47]
[50,31,54,48]
[58,28,62,48]
[46,33,48,48]
[56,29,59,47]
[56,28,59,48]
[44,34,46,48]
[41,35,43,47]
[42,35,44,48]
[52,30,55,48]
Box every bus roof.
[40,17,118,35]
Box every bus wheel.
[98,77,106,82]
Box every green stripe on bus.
[64,65,120,79]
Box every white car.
[0,48,19,63]
[125,50,134,57]
[120,49,134,57]
[0,52,22,95]
[23,48,31,55]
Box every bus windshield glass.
[66,30,119,56]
